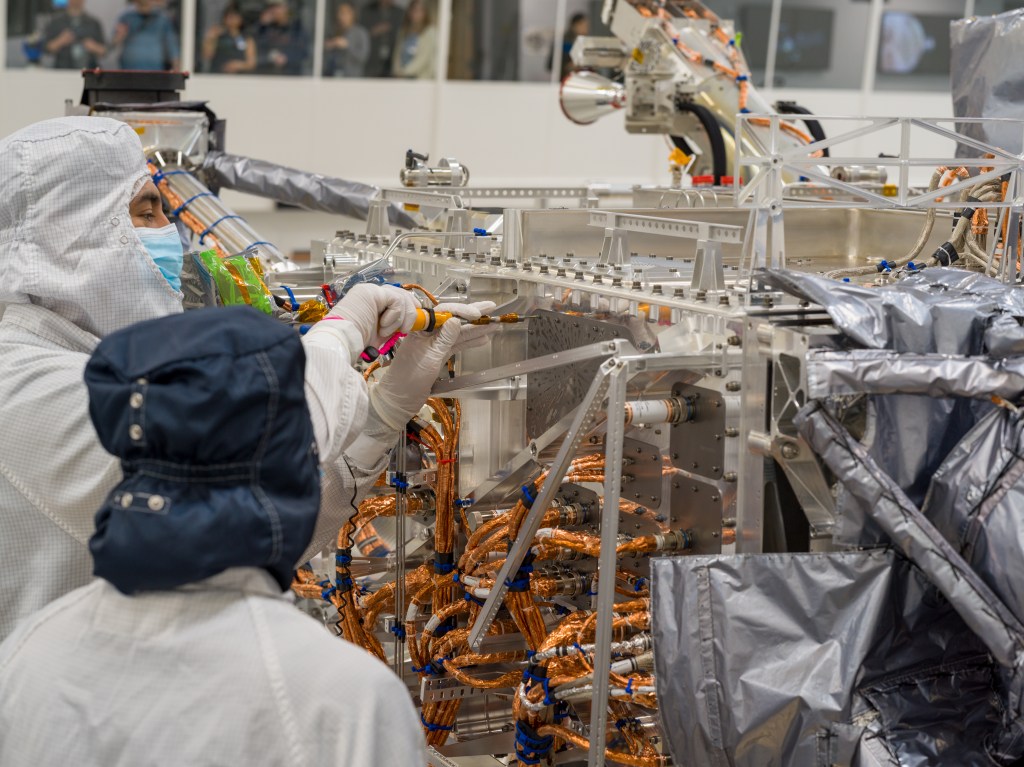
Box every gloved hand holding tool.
[368,299,498,433]
[304,283,421,363]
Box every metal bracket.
[598,225,630,267]
[467,358,618,651]
[501,209,524,267]
[465,408,583,508]
[380,187,465,209]
[690,239,725,291]
[444,208,472,251]
[588,360,629,767]
[587,210,743,244]
[392,430,408,678]
[426,746,462,767]
[366,198,390,239]
[421,676,507,703]
[431,339,633,396]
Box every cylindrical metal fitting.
[624,396,696,426]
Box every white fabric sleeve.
[301,333,368,462]
[303,318,365,366]
[299,332,396,561]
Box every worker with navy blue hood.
[0,306,426,766]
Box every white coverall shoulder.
[0,569,428,766]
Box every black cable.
[672,99,728,184]
[775,101,830,157]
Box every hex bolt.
[725,427,739,437]
[725,381,741,392]
[723,471,738,482]
[781,443,800,460]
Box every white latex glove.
[368,303,498,433]
[433,300,496,324]
[306,283,420,363]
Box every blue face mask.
[137,224,184,292]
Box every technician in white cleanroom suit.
[0,116,494,640]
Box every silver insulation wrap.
[200,151,417,228]
[952,11,1024,156]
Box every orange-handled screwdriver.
[361,310,538,362]
[409,308,538,331]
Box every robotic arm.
[560,0,819,183]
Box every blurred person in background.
[255,0,308,75]
[202,5,257,73]
[42,0,106,70]
[392,0,436,79]
[361,0,403,77]
[324,2,369,77]
[112,0,180,70]
[559,12,588,78]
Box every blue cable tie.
[335,553,352,566]
[391,478,409,491]
[390,624,406,641]
[625,677,635,696]
[523,670,556,705]
[452,572,460,583]
[521,484,536,508]
[473,227,488,236]
[464,592,484,605]
[299,325,312,335]
[735,74,749,82]
[633,577,648,592]
[281,285,299,310]
[171,191,213,216]
[420,713,453,733]
[572,642,585,656]
[433,561,455,575]
[740,107,751,114]
[454,498,473,508]
[247,241,273,252]
[318,580,336,600]
[198,214,243,244]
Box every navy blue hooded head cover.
[85,306,320,593]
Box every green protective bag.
[194,249,275,315]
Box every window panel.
[448,0,558,82]
[196,0,316,76]
[7,0,183,71]
[760,0,863,89]
[874,0,966,92]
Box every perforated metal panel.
[525,311,634,438]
